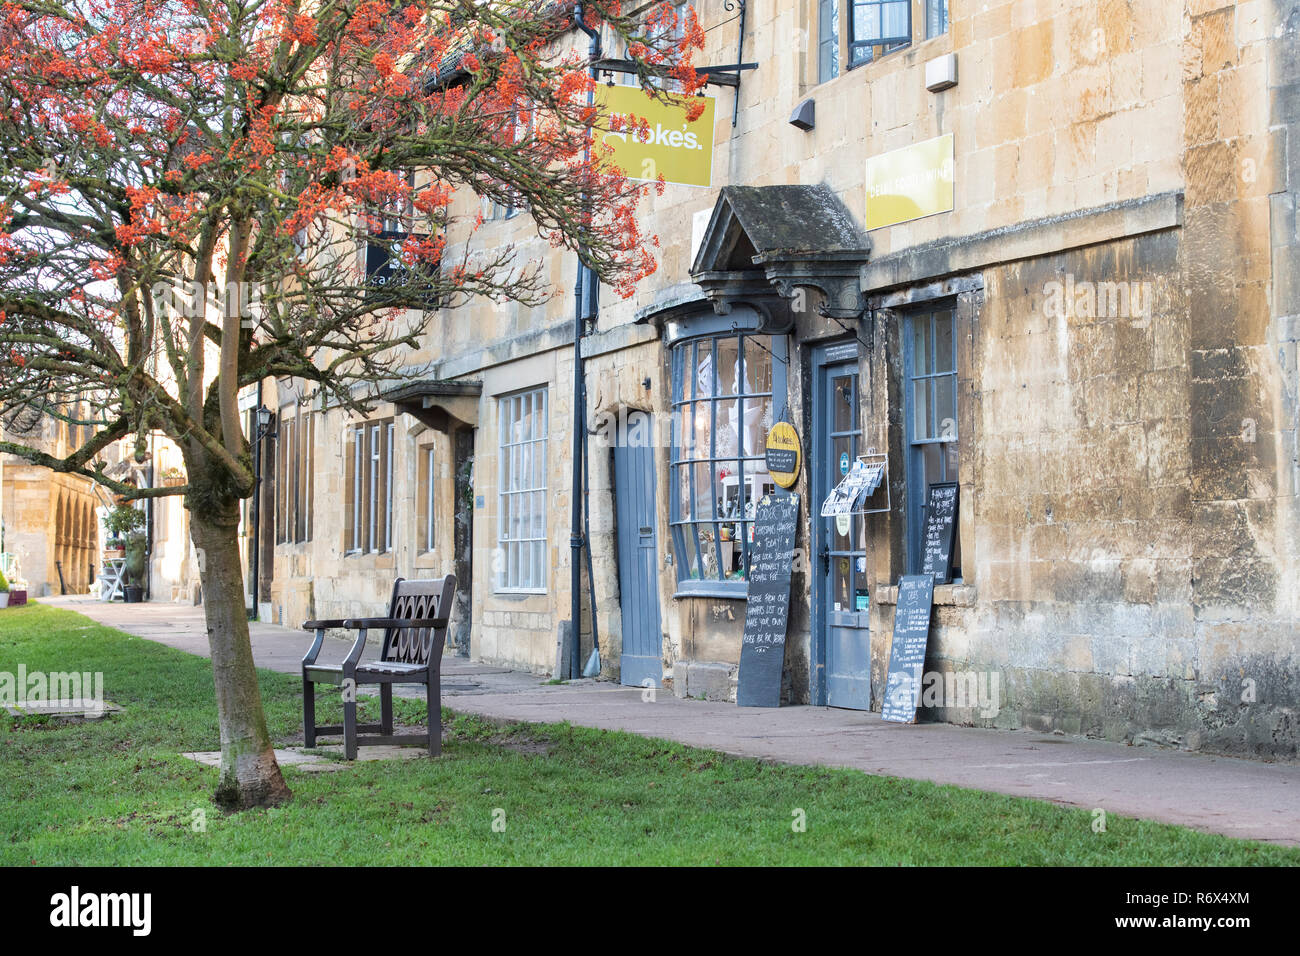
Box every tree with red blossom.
[0,0,703,808]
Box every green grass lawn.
[1,601,1296,866]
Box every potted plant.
[103,504,144,559]
[160,465,186,487]
[122,532,148,603]
[0,568,9,609]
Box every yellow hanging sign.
[765,421,801,489]
[593,85,715,188]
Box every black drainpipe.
[570,4,600,678]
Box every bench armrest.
[302,619,348,630]
[341,616,450,630]
[302,621,369,669]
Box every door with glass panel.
[904,306,960,577]
[813,343,870,710]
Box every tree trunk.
[189,495,290,809]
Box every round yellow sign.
[765,421,801,489]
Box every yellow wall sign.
[765,421,801,489]
[593,86,715,188]
[864,133,954,231]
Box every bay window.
[669,320,788,592]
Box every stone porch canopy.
[688,184,872,322]
[384,379,482,433]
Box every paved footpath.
[41,596,1300,846]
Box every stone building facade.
[1,410,102,596]
[256,0,1300,759]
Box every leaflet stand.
[856,448,891,515]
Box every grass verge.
[1,601,1296,865]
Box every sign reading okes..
[865,133,954,231]
[594,86,715,188]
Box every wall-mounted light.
[789,98,815,131]
[925,54,958,93]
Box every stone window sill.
[873,581,975,607]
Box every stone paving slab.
[181,745,429,772]
[40,595,1300,846]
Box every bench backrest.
[380,575,456,666]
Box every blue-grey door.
[812,344,871,709]
[615,412,664,687]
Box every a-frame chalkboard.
[881,575,935,723]
[737,494,800,708]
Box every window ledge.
[672,585,748,601]
[873,581,974,607]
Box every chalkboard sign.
[881,575,935,723]
[737,493,800,708]
[919,481,958,585]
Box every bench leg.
[381,684,393,735]
[427,671,441,757]
[303,677,316,747]
[342,688,358,761]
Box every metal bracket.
[723,0,748,125]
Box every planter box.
[0,592,8,609]
[8,589,26,607]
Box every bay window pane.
[744,336,773,395]
[716,336,739,396]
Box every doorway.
[613,411,664,687]
[811,342,871,709]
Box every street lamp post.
[249,402,276,620]
[571,4,601,678]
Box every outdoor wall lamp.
[789,98,815,131]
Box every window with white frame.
[496,388,548,592]
[344,418,394,554]
[417,442,436,553]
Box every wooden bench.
[301,575,456,759]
